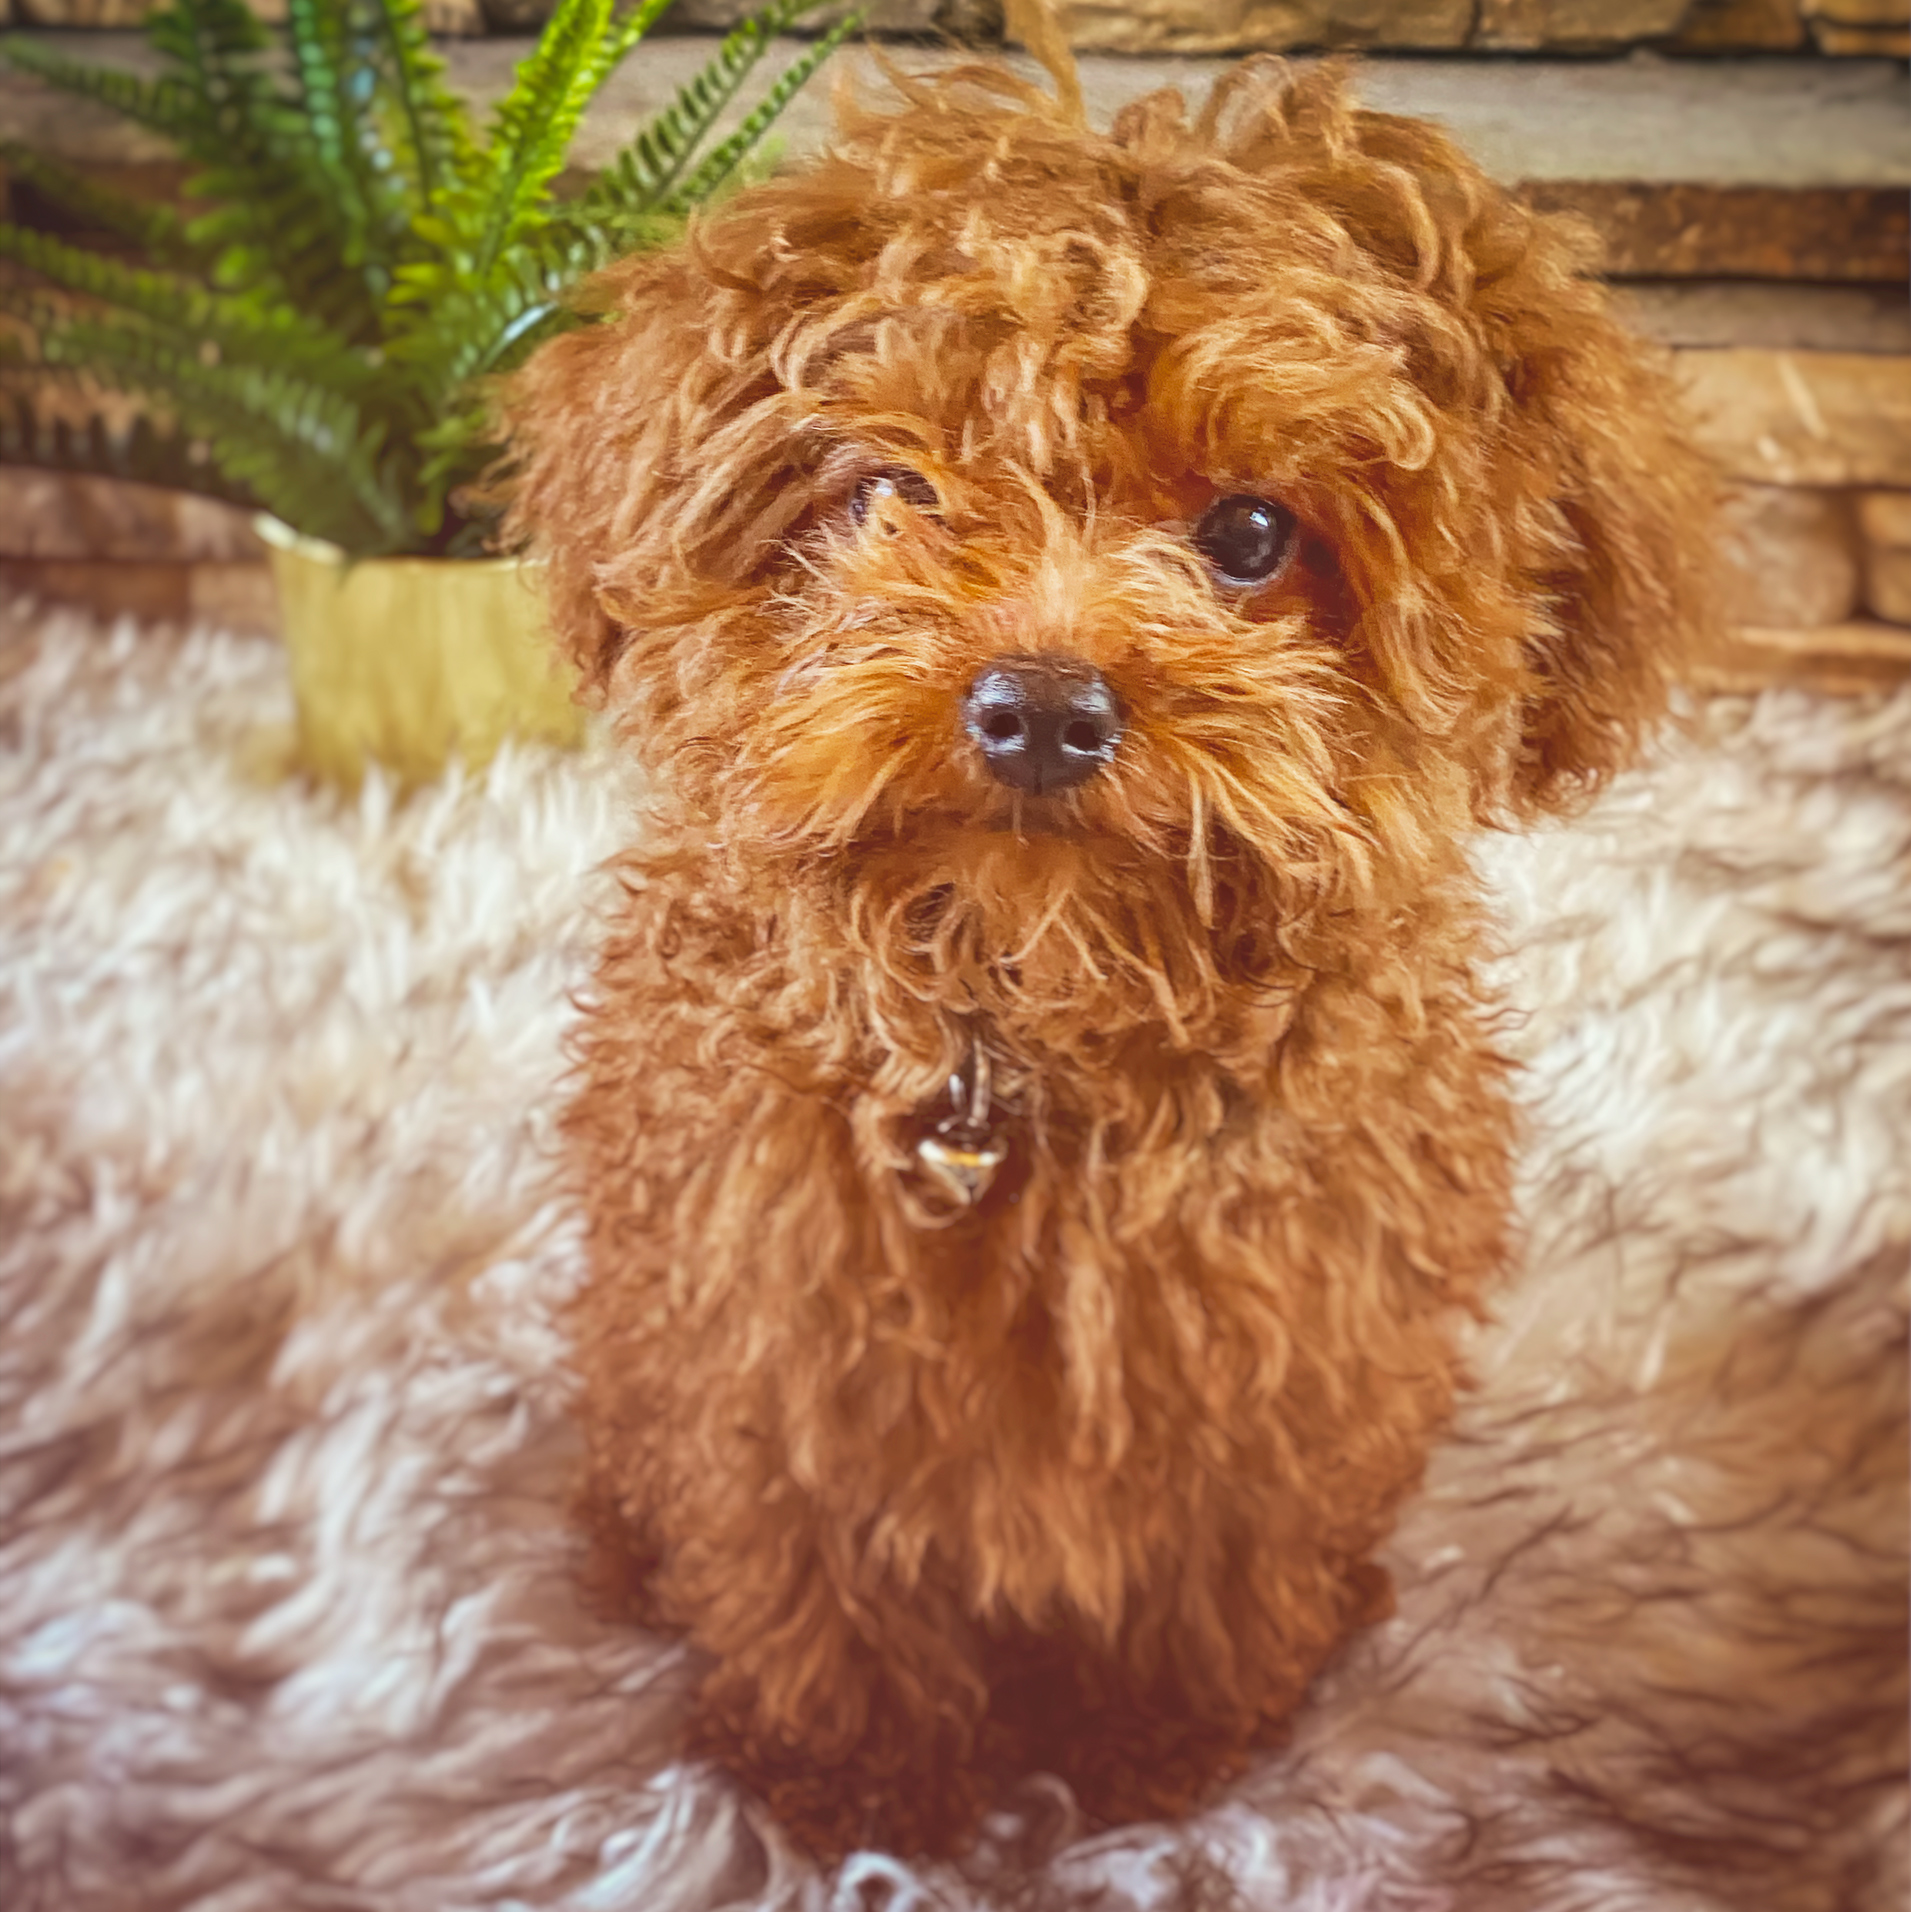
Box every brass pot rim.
[253,514,544,575]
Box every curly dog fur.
[503,38,1716,1861]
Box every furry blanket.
[1,600,1904,1912]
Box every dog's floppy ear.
[501,254,702,699]
[1478,231,1721,813]
[501,239,824,701]
[1357,115,1717,813]
[1213,66,1720,813]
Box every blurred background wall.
[0,0,1905,692]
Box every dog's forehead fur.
[660,71,1539,513]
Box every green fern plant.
[0,0,857,556]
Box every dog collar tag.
[914,1043,1007,1210]
[916,1131,1009,1206]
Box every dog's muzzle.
[962,654,1121,795]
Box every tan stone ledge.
[1802,0,1906,21]
[1810,23,1911,55]
[1692,620,1911,695]
[1716,483,1863,630]
[1473,0,1692,52]
[1673,0,1808,53]
[1865,548,1911,624]
[0,467,263,562]
[5,42,1903,292]
[1858,492,1911,548]
[1616,285,1911,357]
[1057,0,1474,54]
[0,555,277,628]
[1678,350,1911,490]
[2,36,1904,195]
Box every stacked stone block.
[0,468,274,628]
[1672,348,1911,686]
[1686,349,1911,619]
[0,0,1908,51]
[1860,493,1911,625]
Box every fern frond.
[0,223,381,390]
[367,0,477,211]
[283,0,383,267]
[565,0,841,229]
[285,0,355,178]
[583,0,678,92]
[661,7,859,215]
[144,0,272,70]
[141,0,277,163]
[0,0,847,560]
[33,308,407,549]
[447,0,612,286]
[0,35,203,143]
[147,0,392,339]
[384,222,605,408]
[0,145,206,270]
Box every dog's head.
[505,57,1714,1038]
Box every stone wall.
[1679,350,1911,672]
[0,25,1904,685]
[1052,0,1907,55]
[0,0,1906,53]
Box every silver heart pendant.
[911,1037,1008,1213]
[916,1129,1010,1207]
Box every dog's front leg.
[676,1509,992,1862]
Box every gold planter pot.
[259,516,585,791]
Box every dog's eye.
[1193,494,1296,588]
[852,466,939,527]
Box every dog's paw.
[689,1668,996,1864]
[699,1726,993,1864]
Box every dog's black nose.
[962,654,1123,795]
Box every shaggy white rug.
[1,598,1905,1912]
